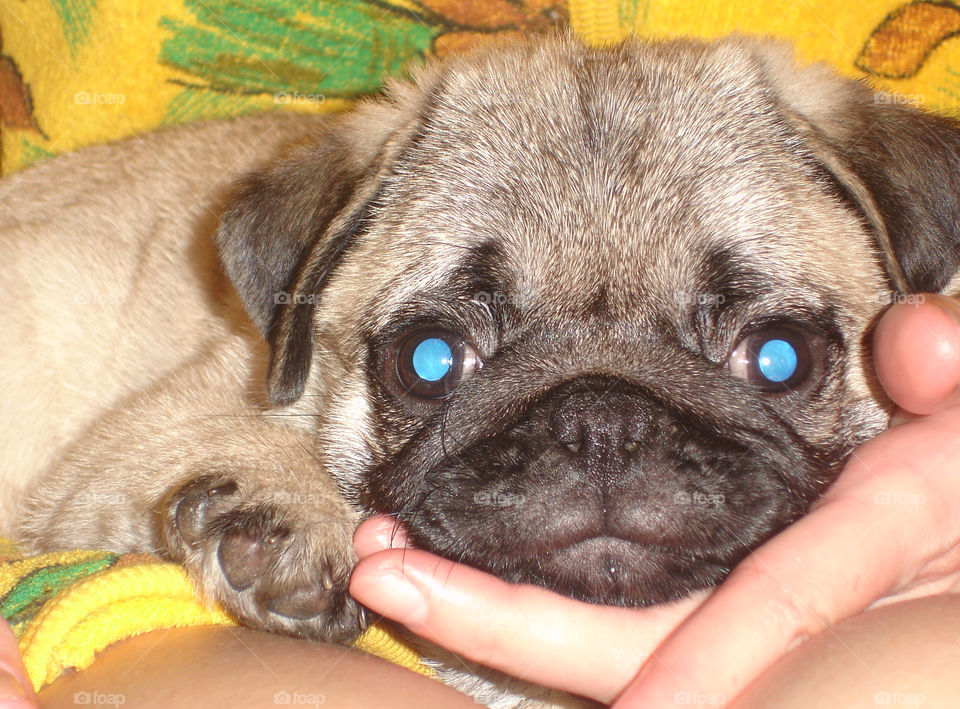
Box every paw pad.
[165,475,364,641]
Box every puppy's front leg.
[18,335,364,642]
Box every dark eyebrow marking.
[698,245,770,306]
[364,239,516,353]
[443,240,513,301]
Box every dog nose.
[548,387,652,458]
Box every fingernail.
[372,531,393,551]
[876,296,960,415]
[361,567,427,624]
[889,409,922,427]
[0,673,28,702]
[373,527,409,551]
[921,297,960,412]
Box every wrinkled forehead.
[351,44,886,330]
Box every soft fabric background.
[2,0,960,174]
[0,539,434,690]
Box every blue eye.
[757,339,797,383]
[394,330,482,399]
[728,327,812,392]
[412,338,454,382]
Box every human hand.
[0,616,37,709]
[350,294,960,706]
[351,515,703,703]
[611,298,960,706]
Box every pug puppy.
[3,31,960,703]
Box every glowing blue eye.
[412,338,454,382]
[757,339,798,383]
[395,329,482,399]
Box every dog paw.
[162,475,366,642]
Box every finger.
[353,515,411,559]
[350,548,703,703]
[0,620,36,708]
[873,294,960,415]
[615,505,899,707]
[615,413,960,707]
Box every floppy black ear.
[827,100,960,293]
[218,128,362,335]
[216,102,422,405]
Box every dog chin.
[435,532,736,606]
[539,536,738,605]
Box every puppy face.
[218,35,960,605]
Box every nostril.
[549,382,657,462]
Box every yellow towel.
[0,540,434,691]
[3,1,960,175]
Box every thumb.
[873,294,960,416]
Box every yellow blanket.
[0,540,433,691]
[2,0,960,174]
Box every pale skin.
[1,295,959,708]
